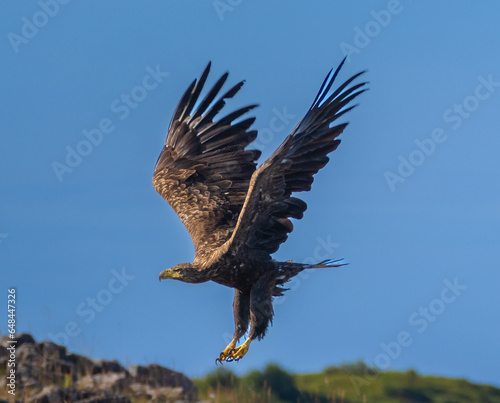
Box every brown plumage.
[154,59,367,362]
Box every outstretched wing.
[153,62,261,263]
[227,58,367,255]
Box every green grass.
[194,362,500,403]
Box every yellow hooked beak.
[159,269,180,281]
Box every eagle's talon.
[222,340,250,362]
[216,349,233,363]
[215,346,244,363]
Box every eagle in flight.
[154,59,366,363]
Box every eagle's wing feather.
[153,62,260,262]
[227,59,367,255]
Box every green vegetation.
[194,361,500,403]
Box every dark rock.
[0,332,35,347]
[28,385,131,403]
[77,372,130,394]
[91,359,127,375]
[0,334,198,402]
[129,364,198,401]
[130,364,191,387]
[65,352,94,378]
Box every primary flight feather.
[153,59,367,362]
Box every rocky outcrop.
[0,333,197,402]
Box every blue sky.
[1,0,500,389]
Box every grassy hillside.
[194,362,500,403]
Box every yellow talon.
[230,343,250,361]
[216,340,236,364]
[216,338,252,363]
[227,339,252,362]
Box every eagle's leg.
[216,289,250,364]
[224,272,275,362]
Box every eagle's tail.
[305,258,347,269]
[274,259,346,296]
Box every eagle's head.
[159,263,209,284]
